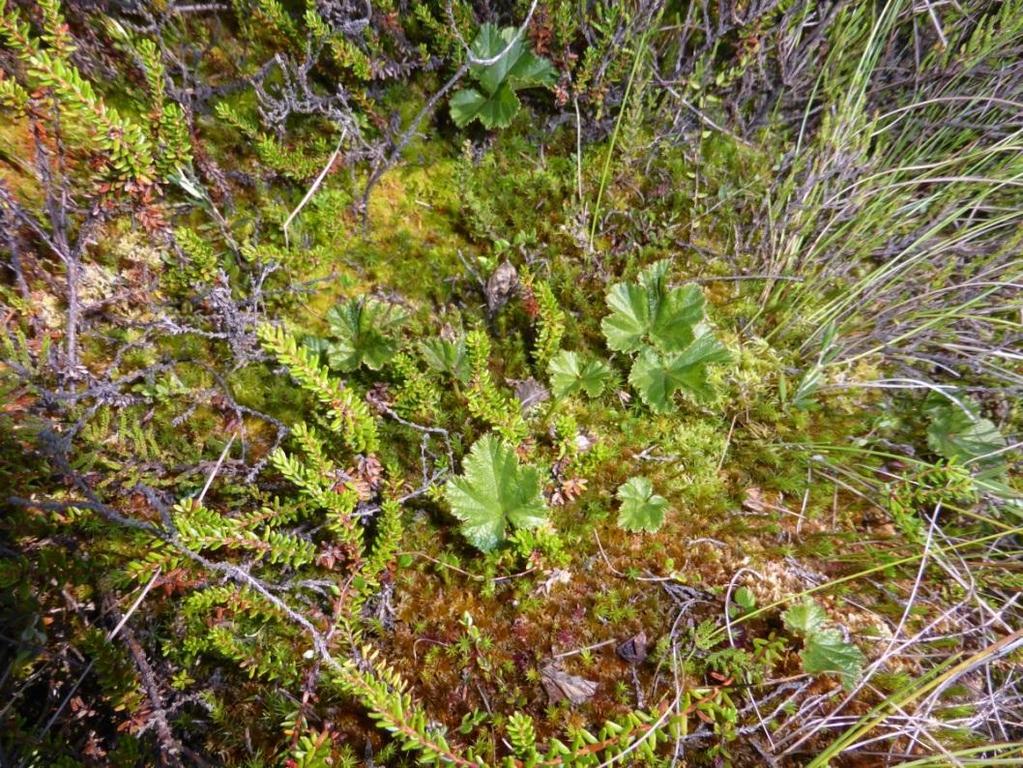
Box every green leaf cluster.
[173,499,316,569]
[602,261,730,412]
[104,20,192,176]
[175,585,304,684]
[0,0,190,183]
[529,278,566,367]
[783,599,865,689]
[420,336,470,383]
[450,24,556,129]
[258,324,379,453]
[319,297,407,372]
[334,646,466,766]
[465,330,527,443]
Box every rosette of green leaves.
[602,260,730,412]
[450,24,556,130]
[318,297,407,372]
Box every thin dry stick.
[594,530,675,583]
[284,130,346,248]
[554,639,617,659]
[107,595,189,768]
[717,413,738,472]
[574,97,584,203]
[197,432,236,504]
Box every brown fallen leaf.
[616,631,648,665]
[511,377,550,412]
[356,455,384,489]
[486,261,519,314]
[550,476,587,507]
[534,568,572,596]
[541,661,598,705]
[743,486,783,514]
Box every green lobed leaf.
[602,281,653,353]
[420,337,470,383]
[782,600,829,637]
[506,46,556,88]
[451,24,554,129]
[800,629,865,690]
[470,24,521,95]
[445,434,548,552]
[645,273,705,353]
[450,83,522,129]
[548,350,612,398]
[601,261,707,354]
[733,587,757,611]
[469,24,555,95]
[783,599,864,689]
[324,298,406,372]
[627,333,731,413]
[925,394,1006,470]
[449,87,487,129]
[474,82,521,129]
[615,476,669,533]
